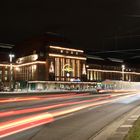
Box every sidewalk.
[108,106,140,140]
[90,105,140,140]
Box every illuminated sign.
[63,64,73,72]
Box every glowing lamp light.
[66,73,70,77]
[32,54,38,61]
[70,78,74,82]
[15,67,20,72]
[122,64,125,70]
[9,54,15,62]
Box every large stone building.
[0,34,140,91]
[14,45,87,90]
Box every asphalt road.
[1,92,140,140]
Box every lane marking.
[88,105,101,110]
[56,113,74,120]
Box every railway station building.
[0,34,140,91]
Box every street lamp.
[121,64,125,81]
[9,54,15,90]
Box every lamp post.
[9,54,15,90]
[121,64,125,81]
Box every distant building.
[0,43,14,90]
[86,55,140,82]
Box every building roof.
[14,33,73,58]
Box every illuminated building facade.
[5,45,140,91]
[47,46,87,82]
[86,57,140,82]
[14,46,87,82]
[0,35,140,91]
[11,45,87,90]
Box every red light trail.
[0,112,53,138]
[0,92,138,139]
[0,93,89,103]
[0,95,111,117]
[0,97,112,138]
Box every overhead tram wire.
[92,49,140,54]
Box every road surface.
[0,92,140,140]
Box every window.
[60,50,63,53]
[5,71,8,75]
[76,60,80,77]
[5,77,7,81]
[55,58,60,77]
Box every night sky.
[0,0,140,52]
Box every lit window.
[32,65,37,70]
[60,50,63,53]
[71,51,73,54]
[76,60,80,77]
[0,70,2,74]
[90,71,93,81]
[55,58,60,77]
[76,52,78,55]
[15,67,20,72]
[66,51,69,54]
[82,64,86,75]
[49,61,54,73]
[5,71,8,75]
[5,77,7,81]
